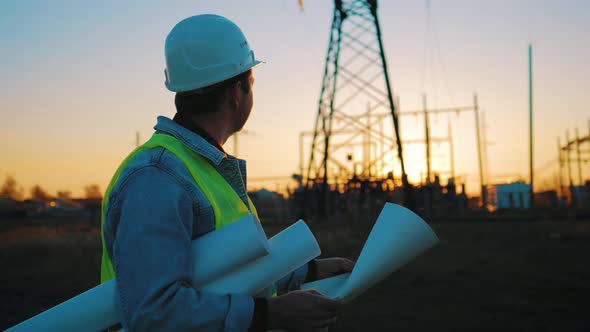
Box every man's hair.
[175,69,251,114]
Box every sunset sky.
[1,0,589,197]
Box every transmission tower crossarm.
[400,106,474,116]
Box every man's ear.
[231,82,242,109]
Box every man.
[101,14,354,331]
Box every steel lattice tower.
[304,0,412,212]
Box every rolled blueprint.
[202,220,321,295]
[191,214,270,286]
[302,203,439,302]
[7,215,270,332]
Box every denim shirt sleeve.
[105,165,254,331]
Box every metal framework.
[400,95,486,207]
[304,0,410,213]
[558,121,590,204]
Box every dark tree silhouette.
[84,184,102,199]
[0,176,24,200]
[31,185,52,202]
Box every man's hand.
[311,257,355,281]
[267,289,343,330]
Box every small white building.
[487,182,531,210]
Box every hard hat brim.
[166,59,264,92]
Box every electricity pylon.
[304,0,412,214]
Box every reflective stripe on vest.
[100,133,259,283]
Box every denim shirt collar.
[154,115,226,166]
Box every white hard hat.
[164,14,263,92]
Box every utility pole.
[576,128,583,186]
[481,110,490,185]
[395,95,401,138]
[299,132,305,177]
[566,131,573,187]
[528,44,534,208]
[448,121,455,180]
[566,130,574,205]
[379,120,385,176]
[366,102,372,177]
[135,131,141,148]
[423,94,431,184]
[557,137,563,198]
[473,93,486,209]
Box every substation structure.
[299,94,485,218]
[303,0,407,215]
[557,121,590,207]
[299,0,488,217]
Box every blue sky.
[1,0,589,196]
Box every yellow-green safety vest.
[100,133,259,283]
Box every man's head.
[175,69,254,132]
[164,14,261,132]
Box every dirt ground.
[1,216,589,331]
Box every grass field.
[1,216,589,331]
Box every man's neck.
[173,112,232,152]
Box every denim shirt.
[102,116,308,332]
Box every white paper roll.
[7,281,121,332]
[302,203,439,301]
[7,215,270,332]
[191,214,270,286]
[201,220,321,295]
